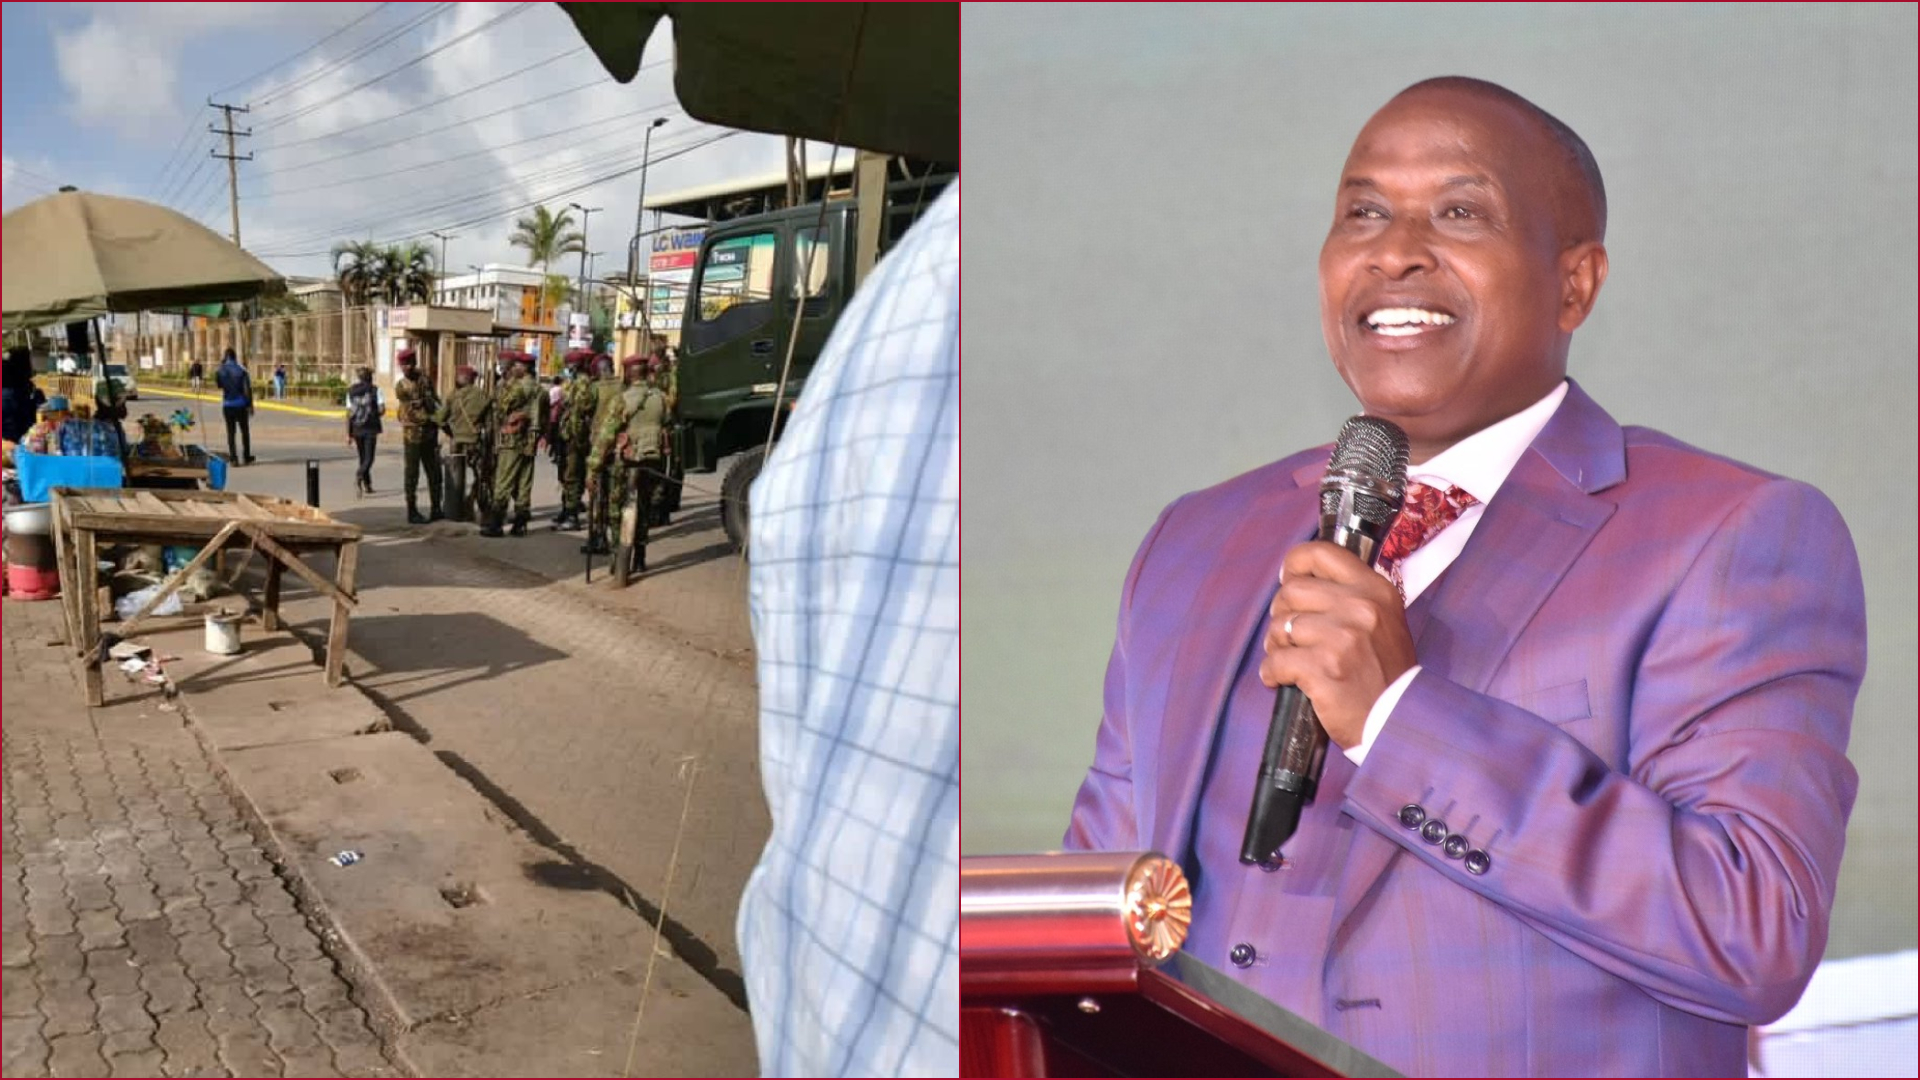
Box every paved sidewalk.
[2,599,400,1079]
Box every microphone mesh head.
[1320,415,1411,527]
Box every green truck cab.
[674,170,953,550]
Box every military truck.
[671,168,955,550]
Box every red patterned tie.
[1377,482,1479,592]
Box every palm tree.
[384,241,437,305]
[509,206,585,321]
[331,240,383,307]
[540,274,572,325]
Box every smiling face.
[1319,86,1607,462]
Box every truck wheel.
[720,446,765,554]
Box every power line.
[253,75,614,178]
[248,101,681,199]
[253,127,722,251]
[209,2,394,100]
[256,3,533,132]
[253,3,452,110]
[255,46,601,154]
[162,157,215,208]
[254,131,742,258]
[8,162,65,188]
[148,117,206,197]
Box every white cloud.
[27,3,885,279]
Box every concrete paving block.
[126,624,389,752]
[401,963,757,1079]
[221,732,672,1031]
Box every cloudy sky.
[1,2,837,281]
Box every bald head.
[1388,77,1607,245]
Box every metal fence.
[116,307,383,388]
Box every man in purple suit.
[1065,77,1865,1077]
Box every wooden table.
[124,458,212,487]
[49,487,362,705]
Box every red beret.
[563,348,596,367]
[396,349,417,367]
[621,354,648,372]
[457,365,477,379]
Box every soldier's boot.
[428,496,445,522]
[478,512,505,538]
[579,529,611,555]
[406,498,428,526]
[509,512,530,538]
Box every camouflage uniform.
[588,375,666,567]
[580,368,628,550]
[651,356,683,522]
[435,381,492,519]
[489,371,540,533]
[393,372,443,520]
[558,372,602,522]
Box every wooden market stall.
[50,487,361,705]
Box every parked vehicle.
[103,363,137,400]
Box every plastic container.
[204,610,244,655]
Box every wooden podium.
[961,853,1401,1079]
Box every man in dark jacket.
[214,348,255,465]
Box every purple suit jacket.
[1065,382,1864,1077]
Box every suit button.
[1229,943,1256,968]
[1397,804,1427,829]
[1420,819,1448,845]
[1464,850,1492,876]
[1443,835,1470,860]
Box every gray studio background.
[960,0,1917,971]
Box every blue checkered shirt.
[737,182,959,1077]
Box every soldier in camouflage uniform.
[481,358,540,537]
[392,350,444,524]
[647,337,682,526]
[579,353,627,555]
[587,355,667,573]
[433,365,492,521]
[553,350,601,531]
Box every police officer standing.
[392,349,444,524]
[587,355,667,574]
[553,350,600,531]
[435,365,491,521]
[580,353,626,555]
[647,335,682,526]
[482,357,540,537]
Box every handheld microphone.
[1240,415,1409,865]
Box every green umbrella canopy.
[2,189,284,330]
[556,2,958,161]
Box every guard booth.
[380,305,497,400]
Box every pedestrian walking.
[434,365,492,520]
[392,350,444,524]
[481,356,540,537]
[214,348,255,465]
[273,363,288,400]
[187,358,205,390]
[345,367,382,495]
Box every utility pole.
[429,231,456,301]
[628,117,670,352]
[568,203,600,350]
[210,100,252,363]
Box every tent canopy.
[556,2,959,162]
[2,190,284,330]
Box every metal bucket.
[203,610,244,655]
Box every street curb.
[142,386,352,419]
[153,643,422,1075]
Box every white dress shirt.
[1344,380,1570,765]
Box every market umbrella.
[2,189,284,330]
[556,2,959,161]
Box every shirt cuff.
[1344,666,1422,766]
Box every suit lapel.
[1329,381,1626,949]
[1149,456,1325,865]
